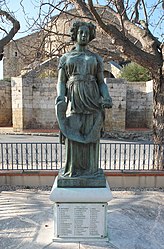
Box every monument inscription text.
[56,203,106,238]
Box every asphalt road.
[0,134,59,143]
[0,134,151,143]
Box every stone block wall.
[126,81,153,128]
[11,74,153,131]
[11,77,23,131]
[11,75,126,131]
[104,78,126,131]
[145,81,153,128]
[23,76,57,129]
[12,75,57,131]
[0,80,12,126]
[4,32,44,79]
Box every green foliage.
[119,62,151,82]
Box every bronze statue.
[56,21,112,184]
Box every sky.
[0,0,163,79]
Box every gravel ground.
[0,185,164,192]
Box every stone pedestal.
[57,168,106,188]
[50,177,113,242]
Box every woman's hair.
[70,21,96,42]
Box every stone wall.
[104,78,126,131]
[12,76,57,131]
[11,74,126,131]
[11,77,24,131]
[11,75,153,131]
[3,32,44,79]
[126,81,153,128]
[0,80,12,126]
[145,81,153,128]
[24,76,57,129]
[11,58,59,131]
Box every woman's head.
[70,21,96,43]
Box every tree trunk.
[153,69,164,170]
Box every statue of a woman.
[56,21,112,180]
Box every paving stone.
[0,188,163,249]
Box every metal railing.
[0,142,163,171]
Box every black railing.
[0,142,163,171]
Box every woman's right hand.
[101,97,113,109]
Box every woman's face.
[76,26,90,45]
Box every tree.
[67,0,163,169]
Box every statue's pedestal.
[50,177,113,242]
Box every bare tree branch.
[141,0,148,28]
[87,0,162,70]
[70,0,94,19]
[130,0,141,23]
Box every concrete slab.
[0,187,164,249]
[50,177,113,202]
[108,190,164,249]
